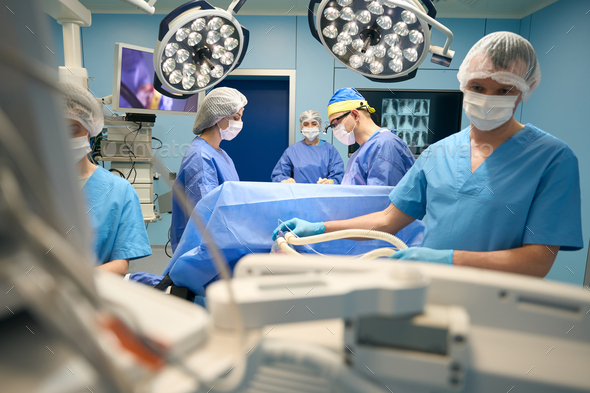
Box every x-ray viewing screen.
[354,89,464,155]
[382,99,430,149]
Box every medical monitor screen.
[354,89,463,155]
[113,43,199,115]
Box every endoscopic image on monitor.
[382,98,430,148]
[119,47,198,113]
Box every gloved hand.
[272,218,325,241]
[390,247,454,265]
[281,178,296,183]
[317,178,334,184]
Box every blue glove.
[272,218,325,241]
[390,247,454,265]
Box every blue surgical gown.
[82,166,152,264]
[271,140,344,184]
[171,136,239,251]
[342,128,415,186]
[389,124,583,252]
[164,182,425,302]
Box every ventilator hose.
[280,230,408,259]
[285,230,408,249]
[276,236,303,256]
[356,248,400,260]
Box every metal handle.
[307,0,322,43]
[235,26,250,69]
[420,0,437,19]
[228,0,248,14]
[158,0,214,40]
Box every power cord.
[123,122,142,184]
[165,226,172,258]
[90,130,105,165]
[152,137,163,150]
[109,168,125,178]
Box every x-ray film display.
[382,98,430,148]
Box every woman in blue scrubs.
[62,83,151,275]
[327,88,415,186]
[271,110,344,184]
[273,32,583,277]
[170,87,247,251]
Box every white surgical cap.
[60,82,104,137]
[299,110,323,130]
[457,32,541,102]
[192,87,248,135]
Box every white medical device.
[2,1,589,392]
[196,255,590,393]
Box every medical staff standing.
[170,87,247,251]
[62,83,151,275]
[271,110,344,184]
[273,32,583,277]
[327,88,415,186]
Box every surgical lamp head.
[153,0,250,98]
[307,0,455,83]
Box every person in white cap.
[271,110,344,184]
[170,87,247,251]
[62,82,151,275]
[274,32,582,277]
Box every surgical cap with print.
[457,32,541,102]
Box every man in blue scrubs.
[170,87,247,251]
[327,88,415,186]
[273,32,583,277]
[62,83,151,275]
[271,110,344,184]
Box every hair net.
[192,87,248,135]
[299,110,323,130]
[457,32,541,102]
[60,82,104,137]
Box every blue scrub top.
[82,166,152,264]
[342,128,415,186]
[271,139,344,184]
[171,136,239,250]
[390,124,583,252]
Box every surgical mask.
[70,136,91,162]
[301,127,320,141]
[333,115,357,145]
[463,90,519,131]
[219,119,243,141]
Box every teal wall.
[49,1,587,285]
[520,0,590,284]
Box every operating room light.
[153,0,250,96]
[187,32,202,46]
[308,0,455,82]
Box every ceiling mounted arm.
[119,0,158,15]
[228,0,248,14]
